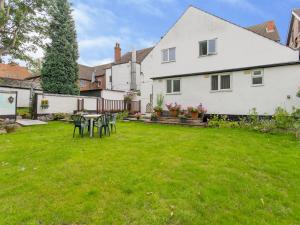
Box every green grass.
[0,122,299,225]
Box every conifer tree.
[41,0,79,94]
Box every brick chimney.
[266,21,275,33]
[114,43,121,63]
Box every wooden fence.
[96,98,141,114]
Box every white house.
[140,6,300,116]
[79,43,153,101]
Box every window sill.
[210,89,232,93]
[162,60,176,64]
[251,84,264,87]
[199,53,217,58]
[166,92,181,95]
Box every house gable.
[142,6,299,79]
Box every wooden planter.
[169,110,178,117]
[191,111,199,120]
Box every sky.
[71,0,299,66]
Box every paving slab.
[16,119,48,126]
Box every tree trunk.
[0,0,4,11]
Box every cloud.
[79,57,113,67]
[79,36,119,50]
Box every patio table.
[83,114,101,137]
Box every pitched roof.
[79,47,154,80]
[0,63,32,80]
[116,47,154,65]
[247,21,280,42]
[287,9,300,45]
[0,77,42,90]
[293,9,300,18]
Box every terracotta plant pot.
[191,111,199,120]
[170,110,178,117]
[154,110,162,117]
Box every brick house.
[0,63,32,80]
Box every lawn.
[0,122,299,225]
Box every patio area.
[0,122,299,224]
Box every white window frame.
[199,38,217,57]
[166,79,181,94]
[162,47,176,63]
[210,74,232,92]
[251,69,264,87]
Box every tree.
[41,0,79,95]
[0,0,49,63]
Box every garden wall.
[0,91,17,119]
[35,93,98,116]
[0,87,42,108]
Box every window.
[109,76,112,82]
[251,70,264,86]
[162,47,176,63]
[166,79,181,94]
[199,39,217,56]
[211,74,231,91]
[80,80,85,87]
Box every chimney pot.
[266,21,275,33]
[114,43,121,63]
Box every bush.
[273,107,294,129]
[52,113,66,121]
[116,111,129,121]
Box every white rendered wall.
[111,63,131,91]
[37,93,98,114]
[0,87,42,107]
[0,91,17,116]
[152,65,300,115]
[141,6,299,114]
[101,90,125,100]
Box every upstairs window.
[162,47,176,63]
[166,79,181,94]
[211,74,231,91]
[199,39,217,56]
[251,70,264,86]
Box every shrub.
[52,113,67,121]
[150,113,158,121]
[155,94,164,111]
[116,111,129,121]
[273,107,294,129]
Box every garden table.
[83,114,101,137]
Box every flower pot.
[191,111,199,120]
[155,110,162,117]
[169,110,178,117]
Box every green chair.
[94,115,110,138]
[71,115,89,137]
[109,113,117,133]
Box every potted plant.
[166,103,181,117]
[150,113,158,121]
[135,112,142,120]
[154,94,164,117]
[198,104,207,121]
[41,99,49,109]
[188,107,199,120]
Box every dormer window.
[162,47,176,63]
[199,39,217,56]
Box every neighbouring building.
[79,43,153,99]
[0,63,32,80]
[140,6,300,115]
[287,9,300,50]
